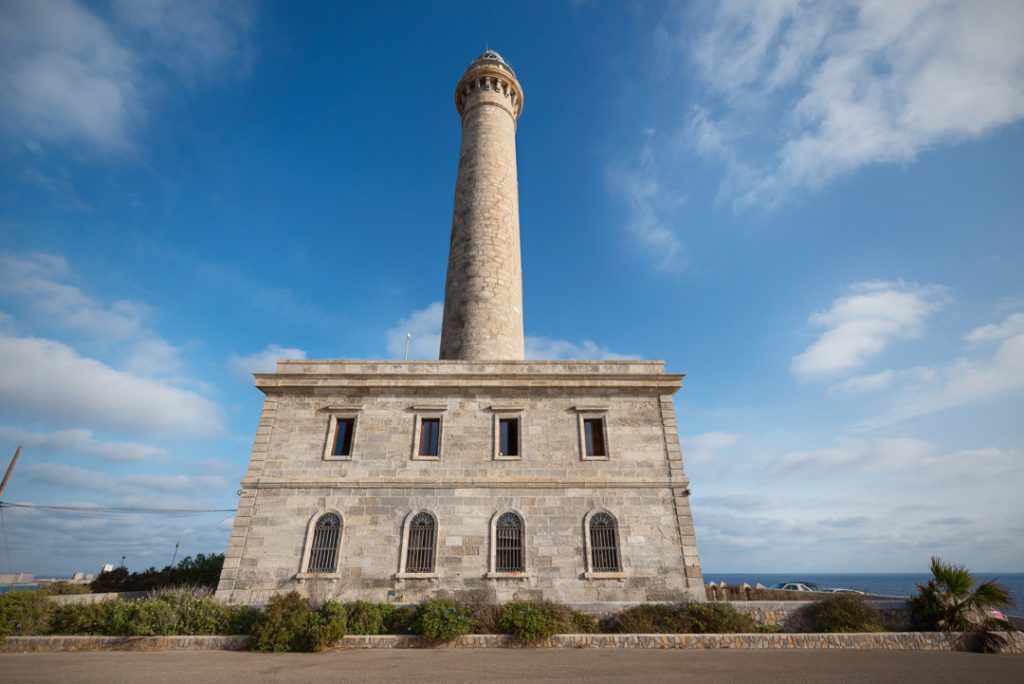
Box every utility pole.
[0,445,23,497]
[170,541,180,567]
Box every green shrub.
[570,609,599,634]
[343,601,392,635]
[682,603,757,634]
[0,590,53,639]
[605,603,756,634]
[757,623,784,634]
[414,599,473,641]
[384,605,418,635]
[467,601,502,635]
[251,592,314,652]
[500,602,562,642]
[808,594,883,633]
[154,588,233,635]
[307,601,347,651]
[49,600,114,635]
[38,582,91,596]
[607,604,688,633]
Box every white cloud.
[0,0,140,154]
[22,462,226,494]
[386,302,443,360]
[0,251,148,342]
[0,0,254,156]
[966,311,1024,342]
[680,431,741,465]
[684,0,1024,207]
[606,131,687,272]
[0,333,224,438]
[112,0,254,84]
[0,426,164,461]
[863,330,1024,426]
[386,301,632,361]
[791,280,948,379]
[524,336,632,360]
[827,369,895,396]
[228,344,307,378]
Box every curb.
[3,632,1021,653]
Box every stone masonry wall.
[216,361,703,606]
[439,60,525,361]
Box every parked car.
[769,582,823,592]
[823,588,866,594]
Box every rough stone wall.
[216,361,703,606]
[439,62,525,361]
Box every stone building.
[215,51,704,606]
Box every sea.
[705,573,1024,612]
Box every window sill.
[580,455,611,461]
[485,572,530,580]
[395,572,439,580]
[493,454,522,461]
[410,455,441,461]
[296,573,340,581]
[322,455,352,462]
[584,571,627,580]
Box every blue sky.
[0,0,1022,577]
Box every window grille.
[495,512,524,572]
[419,418,440,456]
[583,418,606,457]
[406,512,436,573]
[307,513,341,573]
[589,512,620,572]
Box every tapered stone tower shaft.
[439,50,525,360]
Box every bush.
[414,599,473,641]
[809,594,883,633]
[604,603,756,634]
[384,605,418,635]
[682,603,757,634]
[0,590,53,639]
[38,582,91,596]
[90,553,224,593]
[307,601,347,651]
[500,602,563,642]
[570,609,599,634]
[343,601,392,635]
[251,592,314,652]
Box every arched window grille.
[589,512,620,572]
[495,512,524,572]
[406,512,436,573]
[307,513,342,573]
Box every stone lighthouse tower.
[440,50,525,360]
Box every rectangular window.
[584,418,606,457]
[499,418,519,457]
[419,418,440,456]
[332,418,354,457]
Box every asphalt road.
[1,650,1022,684]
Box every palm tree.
[911,556,1013,652]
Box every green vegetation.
[37,582,91,596]
[602,602,757,634]
[0,589,53,639]
[808,594,884,632]
[498,601,598,643]
[413,599,474,641]
[910,557,1014,653]
[90,553,225,593]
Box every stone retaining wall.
[728,600,913,632]
[6,632,1020,653]
[0,636,251,653]
[337,632,1021,652]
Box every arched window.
[405,512,436,573]
[495,512,524,572]
[589,512,620,573]
[307,513,342,573]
